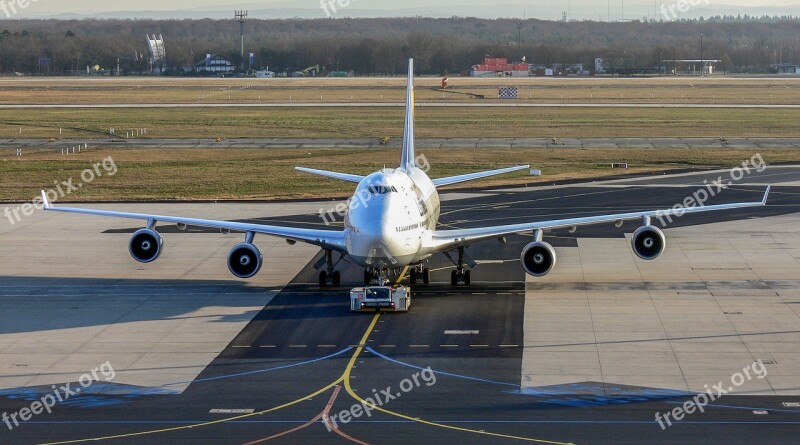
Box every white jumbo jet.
[42,59,770,287]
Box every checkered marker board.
[498,86,518,99]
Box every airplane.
[42,58,771,288]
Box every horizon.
[3,0,800,21]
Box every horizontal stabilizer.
[295,167,364,184]
[432,165,530,187]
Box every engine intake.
[227,243,263,279]
[521,241,557,277]
[129,228,163,263]
[631,225,666,260]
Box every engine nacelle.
[129,228,163,263]
[227,243,263,279]
[520,241,557,277]
[631,225,666,260]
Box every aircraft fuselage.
[344,166,440,270]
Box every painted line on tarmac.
[364,347,519,388]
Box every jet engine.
[631,225,666,260]
[520,241,557,277]
[227,243,263,279]
[129,228,163,263]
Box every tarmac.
[2,102,800,109]
[0,167,798,444]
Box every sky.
[9,0,800,20]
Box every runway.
[3,102,800,109]
[1,168,799,444]
[7,137,800,150]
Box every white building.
[146,34,166,75]
[196,55,236,74]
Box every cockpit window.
[368,185,393,195]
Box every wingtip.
[762,185,771,205]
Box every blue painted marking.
[365,346,519,388]
[513,383,690,408]
[164,346,353,387]
[366,347,690,408]
[0,384,162,409]
[0,347,353,409]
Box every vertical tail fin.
[400,58,415,172]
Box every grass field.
[3,106,800,139]
[1,77,797,202]
[3,76,800,105]
[1,147,796,202]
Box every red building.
[470,57,529,77]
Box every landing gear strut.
[447,246,471,286]
[318,249,341,287]
[408,263,430,284]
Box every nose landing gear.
[408,264,430,284]
[364,268,391,286]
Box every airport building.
[145,34,166,75]
[470,57,529,77]
[772,63,800,74]
[195,54,237,74]
[661,59,722,75]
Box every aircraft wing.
[41,191,347,252]
[426,187,770,251]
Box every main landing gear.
[319,249,341,287]
[445,246,472,286]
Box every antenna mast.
[235,10,248,72]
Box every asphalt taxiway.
[1,167,799,444]
[3,103,800,109]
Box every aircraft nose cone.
[361,217,383,245]
[350,216,402,267]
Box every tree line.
[1,16,799,75]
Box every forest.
[1,16,799,75]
